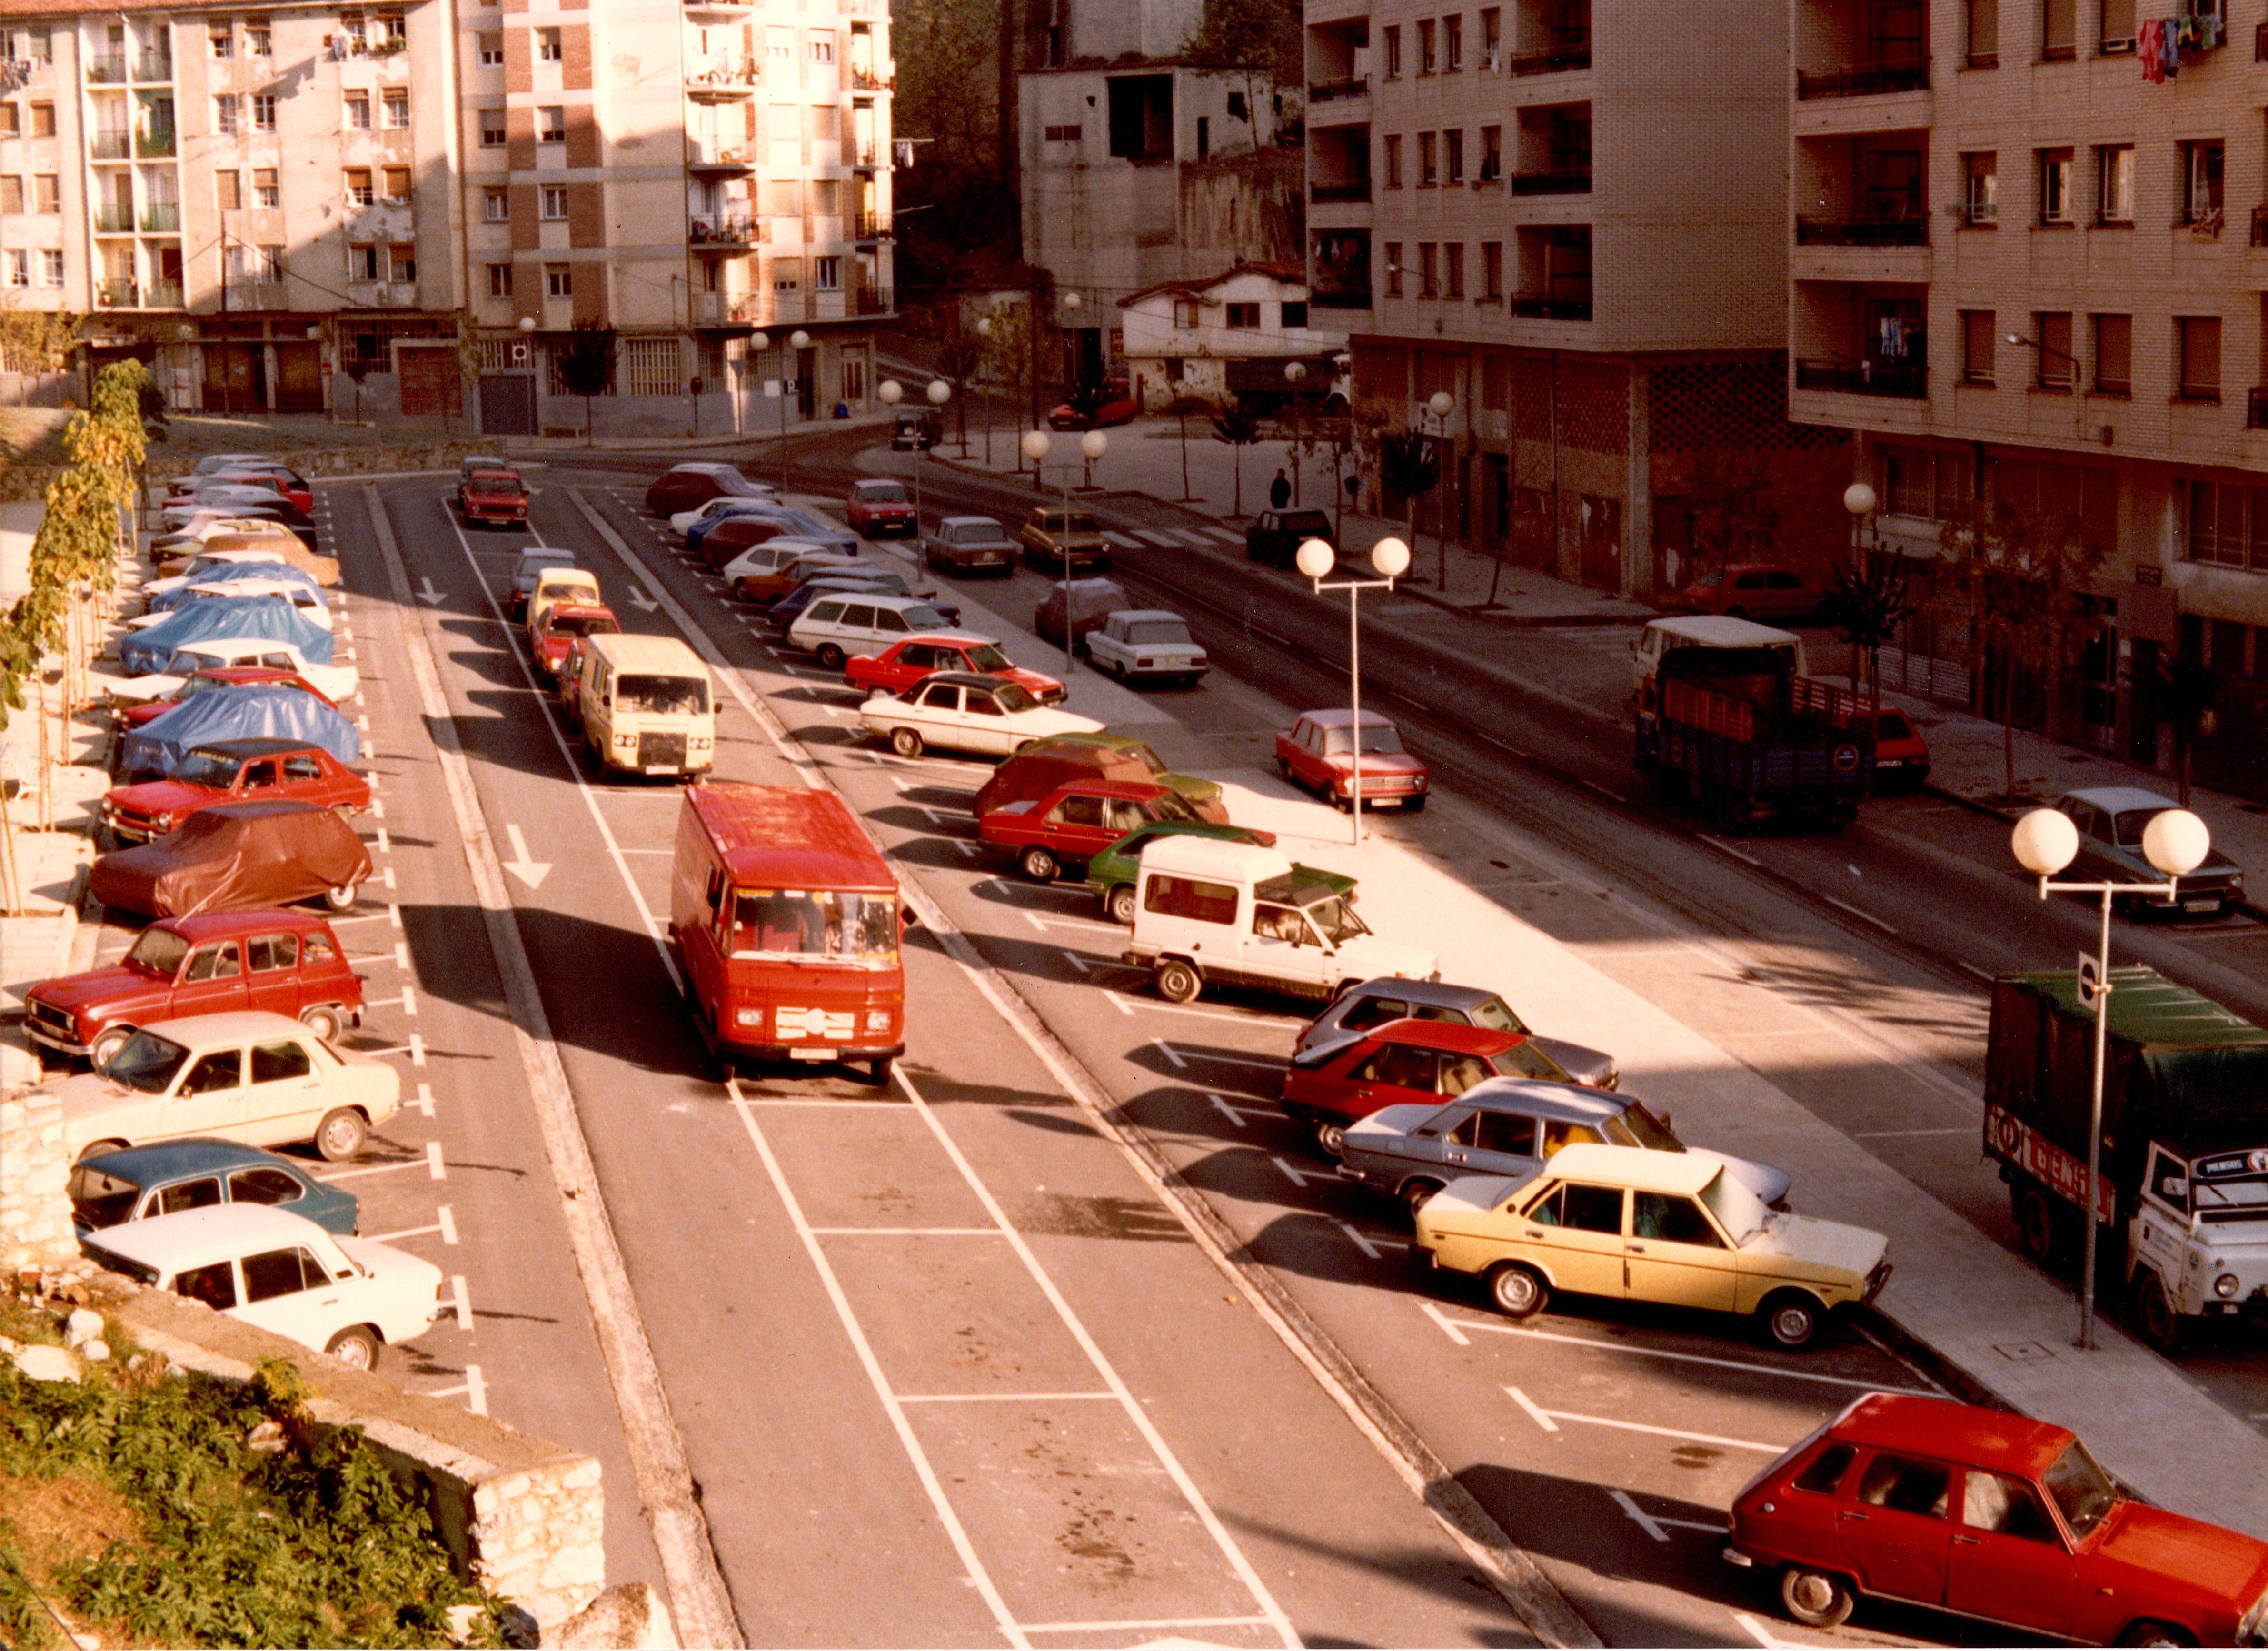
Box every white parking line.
[364,987,418,1014]
[1159,1043,1283,1069]
[367,1033,426,1066]
[449,1274,473,1331]
[427,1363,488,1415]
[1104,988,1280,1026]
[1200,527,1243,544]
[1334,1219,1407,1257]
[1023,1617,1275,1635]
[320,1151,435,1183]
[1506,1387,1784,1452]
[1270,1155,1332,1189]
[409,1082,435,1117]
[1428,1310,1938,1394]
[1610,1489,1726,1544]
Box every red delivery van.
[669,782,906,1083]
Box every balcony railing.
[2249,387,2268,428]
[690,212,757,246]
[685,62,761,93]
[1506,36,1591,75]
[1795,214,1929,246]
[1509,294,1592,319]
[94,205,135,233]
[140,202,179,232]
[1310,288,1373,309]
[135,52,172,81]
[1796,58,1930,98]
[97,278,139,308]
[1308,75,1371,100]
[686,137,755,168]
[136,129,176,158]
[1795,358,1927,397]
[2248,204,2268,246]
[853,211,892,239]
[91,132,131,160]
[848,67,892,90]
[1309,180,1373,203]
[854,287,893,316]
[1511,167,1592,195]
[852,141,879,166]
[146,280,182,308]
[86,53,127,82]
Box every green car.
[1087,822,1357,924]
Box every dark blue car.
[67,1138,358,1237]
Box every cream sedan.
[1413,1144,1890,1350]
[857,672,1102,760]
[53,1011,401,1164]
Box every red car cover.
[88,799,372,918]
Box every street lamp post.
[1296,534,1412,845]
[1843,480,1877,696]
[975,316,995,469]
[758,328,810,492]
[2007,332,2088,441]
[2009,804,2215,1349]
[1022,428,1106,681]
[1284,360,1307,507]
[879,378,950,535]
[1423,389,1454,587]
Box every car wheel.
[2014,1184,2062,1268]
[88,1025,134,1070]
[890,727,924,759]
[816,644,847,669]
[1106,885,1138,925]
[77,1138,129,1162]
[298,1005,344,1042]
[1313,1120,1347,1160]
[1777,1565,1856,1630]
[324,884,358,912]
[1154,958,1202,1005]
[313,1107,368,1162]
[2134,1270,2184,1353]
[1726,605,1750,619]
[1020,846,1059,883]
[323,1325,381,1371]
[2115,1621,2197,1647]
[1488,1263,1548,1320]
[1402,1179,1443,1219]
[1760,1289,1824,1351]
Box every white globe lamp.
[2142,809,2211,876]
[2011,808,2080,877]
[1426,391,1453,419]
[1079,429,1107,461]
[1371,536,1412,578]
[1294,538,1335,579]
[748,330,768,352]
[926,378,951,405]
[1020,429,1051,463]
[876,379,903,405]
[1844,481,1878,516]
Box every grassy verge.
[0,1297,505,1648]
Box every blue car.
[687,504,858,560]
[67,1138,359,1237]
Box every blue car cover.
[147,559,321,612]
[119,683,360,780]
[118,595,334,674]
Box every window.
[382,165,409,202]
[2034,310,2073,387]
[30,102,53,137]
[1632,1193,1722,1247]
[2182,140,2223,224]
[1961,309,1996,383]
[389,243,414,281]
[814,255,841,289]
[1855,1454,1952,1519]
[479,109,505,147]
[2176,315,2220,400]
[345,91,370,129]
[1419,241,1438,297]
[1481,5,1502,64]
[1445,13,1463,68]
[809,32,834,61]
[1794,1444,1857,1495]
[2041,0,2075,56]
[2092,313,2131,393]
[541,183,567,219]
[1143,874,1239,925]
[538,105,565,143]
[1451,1110,1535,1152]
[1445,128,1464,184]
[1042,123,1081,141]
[1383,133,1402,188]
[1964,1472,2060,1541]
[34,172,57,212]
[4,250,21,288]
[1482,240,1502,299]
[249,25,270,55]
[537,26,561,60]
[1418,18,1436,71]
[2099,0,2134,48]
[253,167,277,205]
[40,249,62,285]
[1963,151,1997,222]
[1172,298,1199,328]
[182,1050,243,1094]
[1561,1183,1624,1233]
[1280,300,1307,328]
[1418,130,1437,185]
[214,94,239,134]
[2097,144,2133,221]
[345,166,373,205]
[172,1261,238,1311]
[241,1246,318,1303]
[349,242,378,280]
[2038,147,2072,221]
[0,106,13,137]
[210,26,233,58]
[1444,241,1464,298]
[487,262,512,296]
[246,932,299,971]
[377,12,405,50]
[251,93,275,130]
[250,1040,313,1084]
[1384,241,1403,297]
[478,32,502,65]
[2185,480,2268,568]
[341,13,367,50]
[546,263,571,297]
[1382,24,1401,74]
[1225,301,1260,328]
[1480,124,1502,181]
[1966,0,1999,60]
[383,90,408,128]
[215,170,240,210]
[229,1167,306,1206]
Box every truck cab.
[1631,615,1809,701]
[578,633,715,778]
[2129,1136,2268,1349]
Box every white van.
[577,633,715,778]
[787,591,954,669]
[1630,615,1808,696]
[1124,837,1436,1005]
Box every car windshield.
[860,484,909,503]
[618,674,708,715]
[1876,711,1915,739]
[1302,892,1370,944]
[1323,724,1406,756]
[172,749,243,788]
[1604,1100,1682,1150]
[546,613,617,638]
[471,474,525,494]
[953,523,1003,543]
[107,1029,191,1093]
[178,674,232,701]
[727,888,897,961]
[67,1164,146,1229]
[902,606,949,630]
[1464,995,1529,1035]
[2042,1440,2119,1538]
[125,927,190,977]
[1046,514,1101,534]
[1699,1166,1768,1246]
[964,644,1013,672]
[168,650,231,675]
[993,683,1040,715]
[1281,513,1332,536]
[1125,620,1192,646]
[2111,806,2169,847]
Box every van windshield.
[728,889,896,961]
[1302,893,1369,944]
[618,675,708,715]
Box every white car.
[788,591,955,668]
[147,554,320,598]
[129,580,333,634]
[1083,609,1209,687]
[858,673,1102,759]
[97,639,358,707]
[669,491,779,536]
[47,1011,400,1164]
[81,1203,442,1370]
[718,538,844,598]
[160,487,291,527]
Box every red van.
[669,783,906,1083]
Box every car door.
[1449,1108,1542,1180]
[1943,1468,2076,1637]
[831,602,875,652]
[159,1047,249,1141]
[1244,900,1328,990]
[1837,1451,1955,1605]
[282,752,335,806]
[961,686,1023,755]
[1045,792,1116,861]
[236,758,280,797]
[232,1243,342,1351]
[1624,1191,1741,1311]
[244,933,306,1017]
[244,1034,326,1143]
[1515,1181,1628,1297]
[886,642,934,690]
[170,938,251,1017]
[1333,1042,1439,1121]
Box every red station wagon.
[978,779,1200,884]
[1280,1018,1571,1155]
[1276,709,1431,812]
[844,635,1065,705]
[24,909,364,1066]
[457,467,529,528]
[846,479,918,539]
[1727,1392,2268,1644]
[100,738,370,846]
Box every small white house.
[1117,263,1349,410]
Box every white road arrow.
[502,824,551,890]
[416,577,445,605]
[625,584,659,612]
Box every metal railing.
[1796,57,1930,97]
[94,205,135,233]
[686,138,754,167]
[685,62,760,90]
[86,53,127,82]
[146,280,182,308]
[689,212,757,245]
[135,52,172,80]
[90,132,131,159]
[1308,75,1371,99]
[2248,387,2268,428]
[1794,358,1927,397]
[1506,36,1591,75]
[1795,214,1928,245]
[96,278,139,308]
[1509,294,1592,319]
[852,141,879,166]
[853,212,892,239]
[1511,167,1592,195]
[1309,180,1373,203]
[849,67,891,90]
[855,287,892,315]
[140,202,179,232]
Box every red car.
[1870,706,1930,791]
[22,909,364,1065]
[457,467,529,528]
[1672,561,1820,622]
[100,737,369,846]
[168,466,315,514]
[645,462,768,518]
[532,603,620,676]
[846,479,918,539]
[845,634,1065,705]
[1047,378,1139,432]
[978,779,1201,884]
[1727,1392,2268,1644]
[115,666,337,734]
[1280,1019,1567,1156]
[1276,709,1430,812]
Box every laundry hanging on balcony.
[1879,317,1909,358]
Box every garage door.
[274,343,323,413]
[398,345,461,418]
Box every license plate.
[2184,897,2218,912]
[788,1047,837,1061]
[1876,757,1903,768]
[643,765,679,776]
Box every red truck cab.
[844,634,1065,705]
[669,783,906,1084]
[458,467,530,527]
[101,738,369,845]
[23,908,363,1065]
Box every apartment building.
[1309,0,1846,597]
[1021,0,1303,381]
[1786,0,2267,789]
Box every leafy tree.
[552,320,618,446]
[1825,552,1916,705]
[0,302,80,382]
[1209,399,1264,516]
[1183,0,1302,153]
[1379,430,1441,582]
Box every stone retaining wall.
[0,1086,78,1273]
[0,441,486,502]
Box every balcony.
[848,67,892,91]
[140,203,179,232]
[683,0,753,15]
[136,129,176,158]
[1796,58,1929,98]
[1795,215,1927,246]
[1509,294,1592,319]
[226,280,288,308]
[86,53,127,83]
[1309,180,1373,203]
[690,212,758,247]
[685,63,760,99]
[135,52,172,81]
[146,279,182,308]
[686,137,756,170]
[97,278,139,308]
[853,211,892,239]
[1309,75,1371,101]
[1795,358,1926,397]
[855,287,893,316]
[852,141,880,167]
[91,132,131,160]
[94,205,135,234]
[691,291,758,326]
[1511,167,1591,195]
[1507,36,1591,74]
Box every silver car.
[2054,787,2245,917]
[925,515,1017,577]
[1295,977,1618,1090]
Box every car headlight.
[2216,1273,2241,1298]
[614,734,635,748]
[690,736,713,751]
[151,814,173,830]
[866,1010,891,1031]
[736,1009,762,1027]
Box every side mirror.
[900,904,919,929]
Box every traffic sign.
[2077,952,2104,1008]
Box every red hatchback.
[533,603,620,676]
[457,467,529,528]
[645,462,767,518]
[1869,707,1930,791]
[1276,709,1430,812]
[1727,1392,2268,1644]
[22,909,364,1066]
[1280,1018,1568,1156]
[1673,562,1820,622]
[846,479,918,539]
[1047,378,1140,431]
[100,738,369,846]
[845,635,1065,705]
[978,779,1200,884]
[115,666,337,734]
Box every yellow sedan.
[1412,1144,1890,1350]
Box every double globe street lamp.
[749,328,811,491]
[1295,534,1412,845]
[1021,426,1109,679]
[878,377,951,536]
[2009,801,2214,1349]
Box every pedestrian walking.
[1269,469,1291,510]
